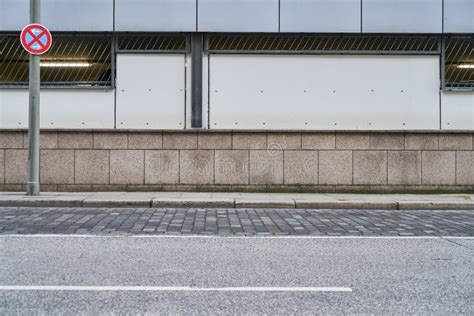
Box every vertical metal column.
[26,0,41,196]
[191,33,203,128]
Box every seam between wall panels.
[360,0,363,33]
[278,0,281,32]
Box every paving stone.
[0,207,472,237]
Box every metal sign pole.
[26,0,40,196]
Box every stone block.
[145,150,179,184]
[267,133,301,150]
[388,151,422,185]
[215,150,249,185]
[0,150,4,184]
[58,132,93,149]
[232,133,267,149]
[110,150,145,184]
[5,150,27,184]
[439,134,472,150]
[302,133,335,149]
[284,151,318,185]
[353,151,387,185]
[249,151,283,185]
[40,150,75,184]
[163,133,197,149]
[198,133,232,149]
[57,185,93,192]
[128,133,163,149]
[0,132,23,149]
[336,133,370,149]
[180,150,214,184]
[422,151,456,185]
[24,132,58,149]
[94,132,128,149]
[319,151,352,185]
[405,134,438,150]
[75,150,110,184]
[370,134,405,150]
[456,151,474,185]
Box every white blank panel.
[441,92,474,130]
[362,0,443,33]
[116,54,185,130]
[0,89,114,129]
[280,0,361,33]
[209,55,440,130]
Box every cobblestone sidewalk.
[0,207,473,236]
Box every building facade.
[0,0,473,192]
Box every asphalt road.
[0,235,473,314]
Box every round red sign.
[20,24,52,55]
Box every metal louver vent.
[0,34,112,88]
[207,35,440,54]
[444,37,474,90]
[117,34,188,52]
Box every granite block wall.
[1,131,473,193]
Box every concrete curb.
[294,200,398,210]
[152,198,235,208]
[1,197,474,210]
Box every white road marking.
[0,234,472,240]
[0,286,352,292]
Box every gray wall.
[0,0,472,33]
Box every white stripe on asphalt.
[0,286,352,292]
[0,234,472,239]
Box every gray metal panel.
[362,0,443,33]
[198,0,279,32]
[115,0,196,32]
[0,0,28,31]
[444,0,474,33]
[280,0,361,33]
[0,0,113,31]
[42,0,113,31]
